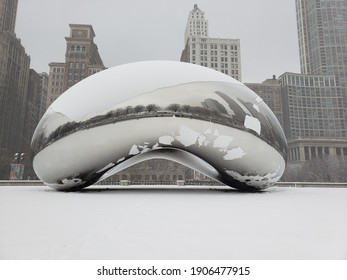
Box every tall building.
[0,0,31,178]
[279,0,347,164]
[0,0,46,179]
[47,24,105,107]
[0,0,17,33]
[39,72,48,118]
[47,62,65,106]
[181,4,242,81]
[184,4,208,44]
[279,1,347,181]
[279,72,346,140]
[296,0,347,86]
[245,76,283,126]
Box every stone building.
[0,0,30,179]
[245,76,283,126]
[46,24,105,107]
[39,72,48,118]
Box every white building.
[181,4,241,81]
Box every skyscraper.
[181,4,242,81]
[296,0,347,86]
[46,24,105,107]
[0,0,31,178]
[0,0,18,33]
[184,4,209,44]
[279,0,347,163]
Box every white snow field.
[0,185,346,260]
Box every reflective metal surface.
[31,61,287,191]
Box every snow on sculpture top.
[50,61,242,121]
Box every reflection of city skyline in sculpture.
[31,61,287,191]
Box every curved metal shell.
[31,61,287,191]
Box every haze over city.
[16,0,300,83]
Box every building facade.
[181,4,242,81]
[0,0,31,179]
[296,0,347,86]
[279,72,346,140]
[46,24,105,108]
[0,0,17,33]
[245,76,283,126]
[39,72,48,118]
[279,0,347,165]
[286,138,347,162]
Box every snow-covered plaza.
[0,185,346,260]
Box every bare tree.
[124,106,134,115]
[284,156,347,182]
[181,104,191,113]
[134,105,145,114]
[146,104,160,113]
[166,103,181,112]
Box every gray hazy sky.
[16,0,300,83]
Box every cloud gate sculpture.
[31,61,287,191]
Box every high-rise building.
[279,72,346,140]
[0,0,31,178]
[24,70,41,148]
[296,0,347,86]
[279,0,347,163]
[0,0,18,33]
[46,24,105,108]
[39,72,49,118]
[181,4,242,81]
[184,4,209,44]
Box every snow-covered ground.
[0,185,346,260]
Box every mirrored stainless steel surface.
[31,61,287,191]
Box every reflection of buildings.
[201,99,228,114]
[180,4,242,81]
[245,76,283,126]
[110,160,189,183]
[281,0,347,163]
[47,24,106,107]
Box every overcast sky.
[15,0,300,83]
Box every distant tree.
[124,106,134,115]
[181,105,191,113]
[146,104,160,113]
[284,156,347,182]
[166,103,181,112]
[134,105,145,114]
[115,108,125,117]
[303,156,347,182]
[283,162,306,182]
